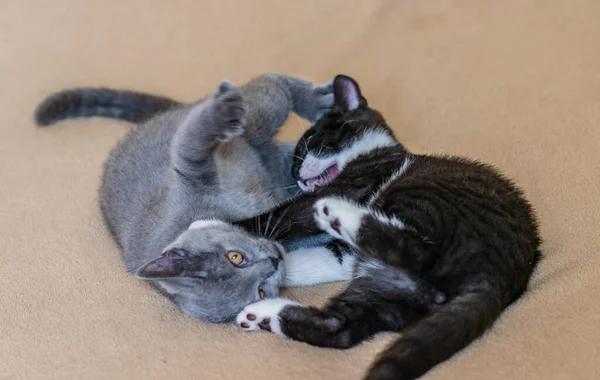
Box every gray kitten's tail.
[34,88,181,126]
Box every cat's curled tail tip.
[33,90,76,127]
[34,100,60,127]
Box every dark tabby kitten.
[233,75,542,380]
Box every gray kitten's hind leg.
[170,81,246,184]
[237,74,334,198]
[272,142,301,198]
[239,74,333,147]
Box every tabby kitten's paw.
[314,197,368,245]
[211,80,247,142]
[236,298,297,335]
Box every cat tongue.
[304,164,338,191]
[329,164,339,178]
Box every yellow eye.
[227,251,244,266]
[259,288,265,299]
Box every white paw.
[313,197,368,245]
[236,298,297,336]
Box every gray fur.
[99,74,335,322]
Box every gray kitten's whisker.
[269,207,296,241]
[264,211,274,239]
[273,183,300,191]
[267,208,289,240]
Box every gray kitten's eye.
[226,251,247,267]
[258,288,265,299]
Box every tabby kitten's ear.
[135,248,205,279]
[333,74,368,112]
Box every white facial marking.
[335,130,397,172]
[236,298,298,336]
[298,154,328,181]
[282,247,355,287]
[298,130,396,192]
[188,219,229,230]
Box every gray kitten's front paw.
[297,81,335,123]
[211,80,247,142]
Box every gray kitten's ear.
[333,74,367,112]
[136,249,201,279]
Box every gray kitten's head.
[135,220,284,323]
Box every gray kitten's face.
[136,220,284,323]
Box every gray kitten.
[35,74,354,322]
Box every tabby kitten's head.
[135,220,284,323]
[292,75,398,192]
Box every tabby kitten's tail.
[34,88,180,126]
[369,283,504,379]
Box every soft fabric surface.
[2,0,599,379]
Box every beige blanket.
[2,0,598,379]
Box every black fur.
[234,74,541,379]
[325,239,353,263]
[34,87,180,126]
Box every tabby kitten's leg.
[237,199,443,347]
[236,275,434,349]
[171,81,245,183]
[313,197,436,272]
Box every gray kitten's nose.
[270,257,279,270]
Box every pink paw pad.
[331,218,341,233]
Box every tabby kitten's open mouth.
[299,163,339,192]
